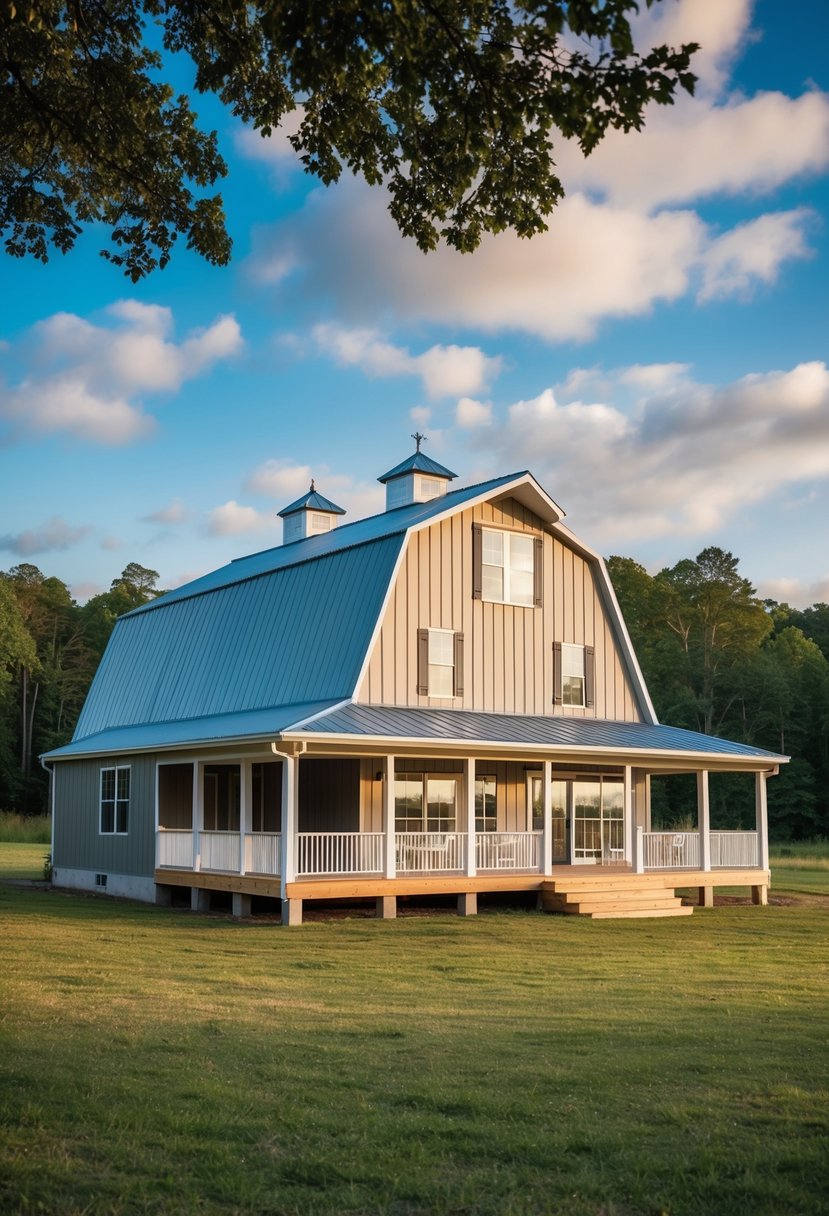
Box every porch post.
[623,765,633,867]
[383,754,396,879]
[753,771,770,905]
[279,754,300,924]
[697,769,713,908]
[240,761,252,875]
[192,761,203,872]
[465,757,477,878]
[542,760,552,876]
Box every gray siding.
[53,754,157,877]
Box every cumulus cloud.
[312,323,502,398]
[758,574,829,609]
[245,459,385,522]
[0,516,91,556]
[467,361,829,545]
[699,209,813,300]
[456,397,493,428]
[206,501,274,537]
[0,302,243,445]
[141,499,191,525]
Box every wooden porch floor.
[155,866,770,919]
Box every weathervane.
[411,431,427,452]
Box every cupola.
[277,481,346,544]
[378,433,457,511]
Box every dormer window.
[473,525,542,607]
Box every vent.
[95,873,108,888]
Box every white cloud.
[245,459,385,522]
[699,209,813,300]
[0,302,243,445]
[312,323,502,398]
[142,500,191,525]
[632,0,753,94]
[456,397,492,428]
[758,574,829,609]
[467,361,829,546]
[206,501,273,537]
[236,107,306,167]
[0,516,91,556]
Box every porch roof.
[289,703,787,764]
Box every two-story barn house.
[43,447,784,922]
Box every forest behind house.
[1,550,827,838]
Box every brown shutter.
[417,628,429,695]
[552,641,562,705]
[533,536,543,606]
[454,632,464,697]
[585,645,595,708]
[472,523,482,599]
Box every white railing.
[643,831,700,870]
[200,831,241,872]
[711,830,759,868]
[156,829,193,868]
[245,832,281,876]
[297,832,384,876]
[396,832,465,873]
[477,831,540,871]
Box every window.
[473,525,542,607]
[100,766,129,834]
[553,642,595,708]
[395,775,458,832]
[310,513,332,533]
[419,477,442,500]
[475,775,497,832]
[417,628,464,697]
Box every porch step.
[541,879,692,920]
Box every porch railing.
[396,831,465,873]
[477,831,540,871]
[200,830,241,872]
[156,828,194,869]
[297,831,384,876]
[245,832,282,875]
[642,831,701,870]
[711,830,759,868]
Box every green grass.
[0,840,50,880]
[1,868,827,1216]
[0,811,51,843]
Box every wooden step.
[540,876,693,919]
[587,905,694,919]
[561,896,686,913]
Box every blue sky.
[1,0,828,607]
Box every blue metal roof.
[45,702,341,759]
[377,451,458,484]
[292,703,786,763]
[130,472,522,613]
[69,536,402,742]
[278,487,346,517]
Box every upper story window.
[417,628,464,697]
[553,642,595,708]
[100,766,129,834]
[473,525,542,607]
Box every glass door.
[527,774,569,863]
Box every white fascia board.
[278,727,785,768]
[552,521,658,726]
[408,472,565,539]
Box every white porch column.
[623,765,633,866]
[279,754,298,900]
[755,771,770,870]
[240,761,252,875]
[542,760,552,876]
[465,757,477,878]
[384,754,396,879]
[697,770,711,872]
[192,761,203,872]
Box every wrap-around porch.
[154,749,772,922]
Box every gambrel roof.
[44,469,784,766]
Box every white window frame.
[428,628,456,697]
[562,643,586,707]
[100,765,130,835]
[481,528,536,607]
[394,773,458,833]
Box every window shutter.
[533,537,543,606]
[417,628,429,695]
[454,632,464,696]
[585,645,595,708]
[552,641,563,705]
[472,523,482,599]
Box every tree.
[1,1,698,278]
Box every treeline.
[0,562,161,814]
[1,549,828,838]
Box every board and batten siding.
[356,498,641,720]
[52,754,157,877]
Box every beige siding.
[357,498,642,721]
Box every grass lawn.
[1,859,828,1215]
[0,840,50,880]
